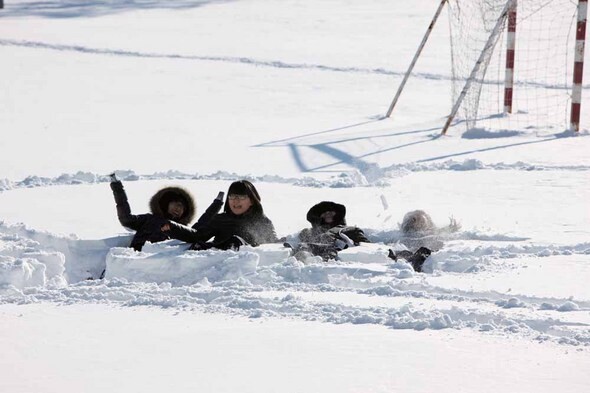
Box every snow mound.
[0,221,131,284]
[0,256,49,290]
[338,242,392,263]
[1,222,589,346]
[0,228,67,289]
[106,242,291,286]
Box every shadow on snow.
[0,0,234,18]
[254,117,581,175]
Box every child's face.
[167,201,185,219]
[320,211,336,225]
[228,194,252,216]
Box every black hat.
[306,201,346,228]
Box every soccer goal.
[387,0,588,135]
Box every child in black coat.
[295,201,433,272]
[294,201,370,261]
[109,174,223,251]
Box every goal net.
[446,0,580,134]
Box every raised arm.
[192,191,224,229]
[110,175,146,230]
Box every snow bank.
[0,250,66,290]
[3,158,590,195]
[2,221,589,346]
[0,221,131,286]
[0,256,47,289]
[338,243,393,263]
[0,226,67,289]
[106,242,294,285]
[3,219,590,290]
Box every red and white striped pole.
[571,0,588,132]
[504,0,517,113]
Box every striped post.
[571,0,588,131]
[442,0,515,135]
[504,1,517,113]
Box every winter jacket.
[111,181,220,251]
[163,180,278,249]
[299,201,369,246]
[166,209,278,247]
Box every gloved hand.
[108,173,119,183]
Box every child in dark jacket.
[295,201,432,272]
[162,180,278,250]
[109,174,223,251]
[295,201,369,261]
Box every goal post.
[571,0,588,131]
[386,0,587,135]
[441,0,515,135]
[504,0,517,114]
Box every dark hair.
[224,180,263,215]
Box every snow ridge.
[2,158,590,192]
[1,223,588,347]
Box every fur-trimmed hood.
[306,201,347,228]
[149,186,196,225]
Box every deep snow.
[1,1,590,392]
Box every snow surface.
[1,1,590,392]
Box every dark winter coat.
[196,211,277,246]
[299,201,369,246]
[166,209,278,247]
[164,181,278,248]
[111,181,220,251]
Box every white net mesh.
[447,0,579,134]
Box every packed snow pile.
[0,221,132,284]
[1,219,589,347]
[106,242,291,285]
[0,253,65,290]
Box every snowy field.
[1,1,589,392]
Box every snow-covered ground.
[1,1,589,392]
